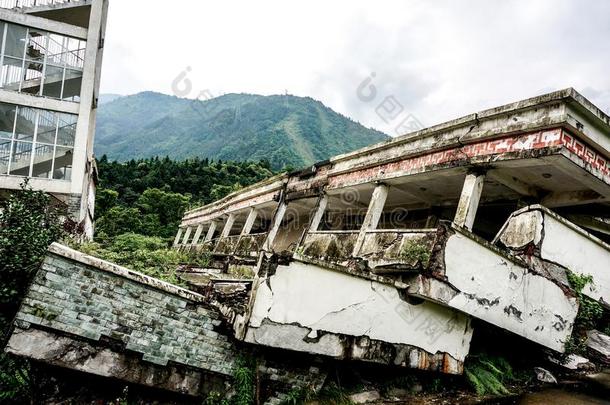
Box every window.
[0,101,76,180]
[0,22,85,101]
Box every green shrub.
[0,182,66,403]
[68,233,188,286]
[400,239,431,267]
[232,357,255,405]
[465,355,515,396]
[566,271,604,331]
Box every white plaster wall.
[497,211,543,248]
[540,214,610,305]
[445,233,578,352]
[248,261,473,361]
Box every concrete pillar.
[190,224,204,245]
[205,221,218,242]
[72,0,108,229]
[181,227,193,245]
[454,173,485,231]
[263,201,288,252]
[352,184,389,256]
[219,213,236,239]
[309,194,328,232]
[173,228,184,246]
[241,208,259,236]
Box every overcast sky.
[101,0,610,135]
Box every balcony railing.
[297,229,438,272]
[185,233,268,258]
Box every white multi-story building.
[0,0,108,238]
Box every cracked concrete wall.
[497,206,610,306]
[245,260,473,374]
[442,231,578,352]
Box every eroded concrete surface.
[247,260,472,374]
[496,205,610,307]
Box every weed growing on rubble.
[464,354,515,396]
[203,390,229,405]
[278,382,353,405]
[566,271,604,331]
[67,233,189,286]
[232,357,256,405]
[314,383,354,405]
[399,239,431,267]
[281,385,314,405]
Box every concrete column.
[181,227,193,245]
[72,0,108,227]
[219,213,236,239]
[190,224,205,245]
[205,221,218,242]
[454,173,485,231]
[263,201,288,252]
[173,228,184,246]
[241,208,259,236]
[352,184,389,256]
[309,194,328,232]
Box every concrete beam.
[0,89,79,114]
[262,201,287,252]
[566,214,610,236]
[0,7,87,39]
[487,169,539,198]
[352,184,389,256]
[454,173,485,230]
[191,224,204,245]
[240,208,258,236]
[173,228,184,247]
[542,190,607,208]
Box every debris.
[386,387,410,398]
[549,354,593,370]
[586,330,610,364]
[348,390,381,403]
[534,367,557,384]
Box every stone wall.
[7,243,239,395]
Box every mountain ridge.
[94,92,390,169]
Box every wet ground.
[516,388,609,405]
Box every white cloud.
[101,0,610,134]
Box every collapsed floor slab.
[495,205,610,307]
[246,259,473,374]
[407,226,579,352]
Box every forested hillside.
[94,156,274,239]
[94,92,388,170]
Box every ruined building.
[5,89,610,400]
[0,0,107,238]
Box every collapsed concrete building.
[5,88,610,400]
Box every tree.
[95,206,143,238]
[0,182,65,326]
[0,182,66,403]
[95,188,118,219]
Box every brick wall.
[12,244,238,376]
